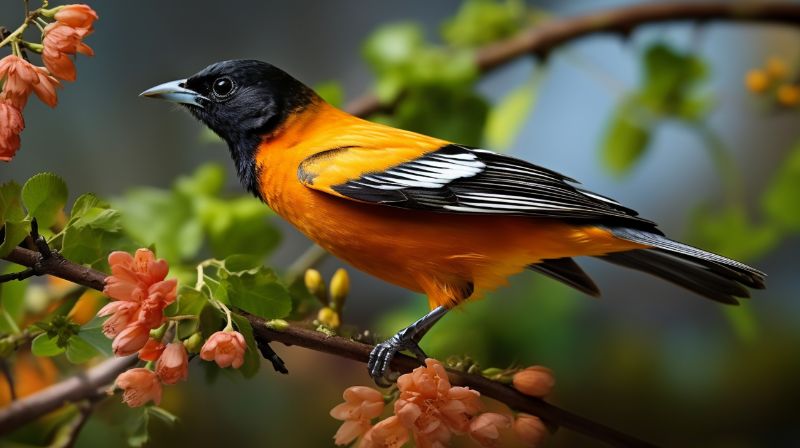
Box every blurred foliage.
[362,0,543,147]
[602,43,712,175]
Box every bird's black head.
[141,59,318,197]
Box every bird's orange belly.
[266,179,644,308]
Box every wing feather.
[300,144,656,228]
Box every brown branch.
[0,354,136,434]
[0,247,657,447]
[344,1,800,118]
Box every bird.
[141,59,766,383]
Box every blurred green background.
[1,0,799,447]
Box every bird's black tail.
[598,227,766,304]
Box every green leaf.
[600,97,653,176]
[0,219,30,258]
[393,87,489,146]
[172,287,211,338]
[0,181,24,222]
[198,304,224,339]
[314,81,344,108]
[363,23,425,74]
[69,193,109,218]
[61,194,135,270]
[175,164,225,198]
[21,173,68,229]
[0,264,28,324]
[113,188,202,263]
[66,335,101,363]
[226,267,291,320]
[230,314,260,378]
[485,69,541,149]
[222,254,262,274]
[639,43,708,116]
[31,333,65,357]
[78,317,113,356]
[442,0,526,48]
[763,143,800,231]
[204,197,280,259]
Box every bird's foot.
[367,328,428,387]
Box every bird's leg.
[368,306,448,385]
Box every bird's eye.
[212,77,236,98]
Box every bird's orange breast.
[254,102,645,308]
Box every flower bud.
[766,57,789,80]
[512,366,555,398]
[183,332,204,354]
[513,413,548,447]
[329,268,349,311]
[317,306,340,329]
[777,84,800,106]
[265,319,289,331]
[745,69,769,93]
[304,269,326,304]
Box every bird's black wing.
[328,144,658,229]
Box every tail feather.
[599,227,766,304]
[528,258,600,297]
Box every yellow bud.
[765,57,789,80]
[777,84,800,106]
[329,268,350,310]
[317,306,340,329]
[304,269,326,304]
[265,319,289,331]
[183,332,204,354]
[745,69,770,93]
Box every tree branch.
[0,353,136,434]
[344,1,800,118]
[0,246,657,447]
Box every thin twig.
[0,246,656,447]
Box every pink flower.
[513,414,548,447]
[360,416,409,448]
[469,413,511,447]
[138,338,165,362]
[330,386,385,445]
[394,359,482,447]
[200,331,247,369]
[0,100,24,162]
[54,4,99,33]
[42,23,94,82]
[103,249,170,302]
[112,324,150,356]
[155,342,189,385]
[97,300,139,338]
[512,366,555,398]
[116,368,162,407]
[0,56,38,108]
[30,66,60,108]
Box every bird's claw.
[367,331,427,386]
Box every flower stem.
[169,315,198,322]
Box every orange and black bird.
[141,60,766,382]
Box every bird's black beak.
[140,79,208,108]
